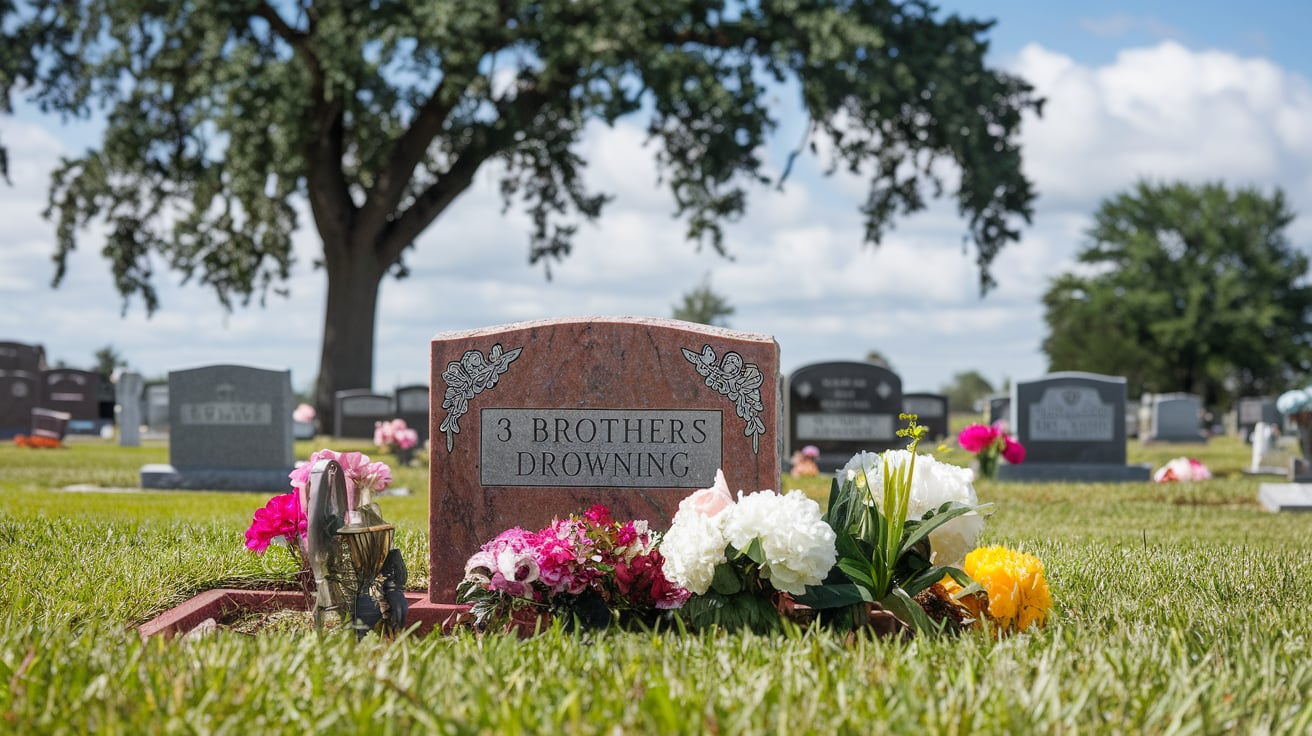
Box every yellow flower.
[963,546,1052,633]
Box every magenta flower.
[957,424,1000,454]
[244,492,307,553]
[1002,435,1026,464]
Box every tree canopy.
[1042,181,1312,407]
[939,369,993,413]
[672,273,735,327]
[2,1,1042,426]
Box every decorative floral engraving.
[440,343,523,452]
[682,344,766,454]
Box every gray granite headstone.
[787,361,903,472]
[140,364,294,491]
[116,372,144,446]
[1237,397,1281,440]
[997,371,1150,482]
[1148,393,1207,443]
[0,341,47,372]
[1125,400,1140,438]
[1258,483,1312,512]
[903,392,949,440]
[144,384,169,436]
[40,368,105,434]
[394,384,430,445]
[0,370,39,439]
[334,389,394,439]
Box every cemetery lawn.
[2,437,1311,734]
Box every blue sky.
[3,3,1311,398]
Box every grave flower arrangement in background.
[1152,457,1212,482]
[957,421,1025,479]
[12,434,62,449]
[458,504,689,631]
[374,418,420,465]
[1277,387,1312,461]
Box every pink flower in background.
[802,445,820,459]
[1002,435,1026,464]
[1153,457,1212,482]
[293,403,316,423]
[375,418,419,451]
[394,427,419,450]
[957,423,1000,453]
[244,492,307,553]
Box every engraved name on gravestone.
[334,389,393,439]
[141,365,293,491]
[903,393,949,441]
[787,361,902,472]
[429,317,780,602]
[0,370,39,438]
[998,371,1150,482]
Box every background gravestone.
[394,384,430,445]
[987,395,1010,426]
[1148,393,1207,443]
[997,371,1150,482]
[334,389,394,439]
[116,372,144,446]
[140,365,294,491]
[903,392,949,441]
[0,370,39,439]
[0,341,47,372]
[40,369,105,434]
[428,316,780,603]
[30,408,71,440]
[1125,400,1141,438]
[144,384,169,437]
[1237,397,1281,441]
[787,361,903,473]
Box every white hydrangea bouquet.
[659,469,837,632]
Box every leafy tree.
[672,273,734,327]
[1,1,1041,429]
[1042,181,1312,407]
[864,350,894,372]
[939,370,993,413]
[94,344,128,383]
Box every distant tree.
[2,1,1041,431]
[864,350,894,372]
[672,274,735,327]
[93,344,127,383]
[940,370,993,412]
[1042,181,1312,407]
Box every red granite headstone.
[428,317,781,602]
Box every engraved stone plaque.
[429,317,780,602]
[1029,387,1114,441]
[795,413,894,441]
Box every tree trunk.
[314,237,385,437]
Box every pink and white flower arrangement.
[374,418,420,452]
[292,403,317,424]
[957,421,1024,479]
[459,504,689,629]
[1153,457,1212,482]
[288,448,393,514]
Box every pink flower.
[1002,435,1026,464]
[678,469,734,518]
[395,427,419,450]
[958,424,1000,454]
[802,445,820,459]
[244,492,307,553]
[292,403,316,423]
[584,504,614,526]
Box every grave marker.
[903,392,949,441]
[0,370,39,439]
[428,317,780,602]
[116,372,144,446]
[1237,397,1281,440]
[0,341,47,372]
[40,369,107,435]
[144,384,169,436]
[140,365,294,491]
[394,384,430,445]
[786,361,903,473]
[334,389,393,439]
[996,371,1150,482]
[1147,393,1207,443]
[30,408,71,440]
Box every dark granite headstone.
[140,365,294,491]
[40,369,105,434]
[394,384,430,445]
[903,393,949,440]
[116,372,144,446]
[1148,393,1207,443]
[0,342,47,372]
[30,408,71,440]
[987,395,1011,426]
[1238,397,1281,440]
[0,370,39,439]
[334,389,394,439]
[787,361,903,473]
[997,371,1150,482]
[428,317,780,603]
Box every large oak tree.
[1042,181,1312,407]
[2,1,1041,430]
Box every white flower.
[837,450,984,568]
[659,507,728,595]
[721,490,837,596]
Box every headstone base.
[996,463,1151,483]
[293,420,316,440]
[1258,483,1312,512]
[140,463,290,492]
[1292,458,1312,483]
[1143,434,1209,444]
[1243,467,1288,477]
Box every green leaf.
[837,559,875,589]
[901,565,951,598]
[709,563,743,596]
[743,537,766,566]
[794,584,869,610]
[898,503,979,558]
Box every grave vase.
[974,452,999,481]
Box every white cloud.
[3,39,1312,400]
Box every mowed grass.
[2,432,1311,733]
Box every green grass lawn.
[2,434,1310,733]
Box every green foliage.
[93,344,126,383]
[1042,180,1312,407]
[940,370,995,414]
[671,273,735,327]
